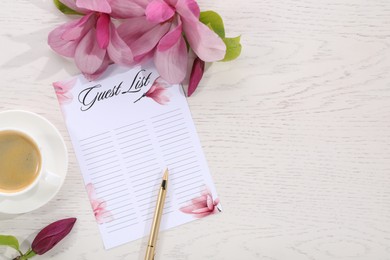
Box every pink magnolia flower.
[180,187,221,218]
[134,77,170,104]
[118,0,226,84]
[48,0,134,80]
[86,183,113,224]
[53,78,76,105]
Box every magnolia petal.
[165,0,178,6]
[83,54,111,81]
[206,194,214,210]
[95,213,105,224]
[179,0,200,17]
[184,19,226,62]
[107,23,134,66]
[154,35,187,83]
[176,0,226,62]
[146,85,170,105]
[93,199,114,224]
[61,13,95,41]
[157,16,182,52]
[180,204,212,218]
[97,201,107,210]
[179,186,219,218]
[187,57,204,96]
[86,183,96,198]
[96,14,110,49]
[133,50,154,63]
[152,92,170,105]
[180,204,196,214]
[76,0,111,13]
[130,22,170,58]
[145,0,175,23]
[193,212,213,218]
[110,0,148,18]
[145,84,168,103]
[75,29,106,75]
[48,20,84,57]
[91,200,101,210]
[146,85,156,97]
[100,209,114,221]
[191,194,208,207]
[53,79,76,105]
[117,17,158,46]
[53,82,65,96]
[58,0,86,13]
[192,206,212,214]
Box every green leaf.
[222,36,242,61]
[0,235,19,251]
[199,11,225,38]
[53,0,81,15]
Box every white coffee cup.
[0,128,60,197]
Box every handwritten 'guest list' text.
[54,63,221,249]
[78,69,152,111]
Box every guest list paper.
[54,64,221,249]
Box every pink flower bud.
[188,57,205,97]
[31,218,77,255]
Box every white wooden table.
[1,0,390,259]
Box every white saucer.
[0,110,68,214]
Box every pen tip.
[163,168,169,180]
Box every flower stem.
[12,248,23,259]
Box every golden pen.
[144,168,169,260]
